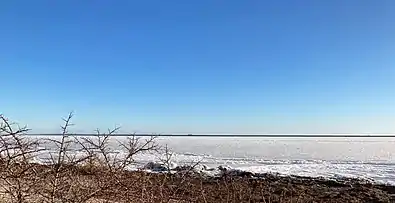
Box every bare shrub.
[0,114,43,203]
[30,112,161,202]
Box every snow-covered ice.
[32,136,395,185]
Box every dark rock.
[217,166,254,178]
[143,162,168,172]
[173,165,195,172]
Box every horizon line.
[26,133,395,137]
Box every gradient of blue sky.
[1,0,394,134]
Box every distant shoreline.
[26,133,395,137]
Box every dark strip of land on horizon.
[26,134,395,137]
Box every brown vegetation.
[0,113,394,203]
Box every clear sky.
[1,0,394,134]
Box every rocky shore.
[136,162,395,202]
[1,161,394,202]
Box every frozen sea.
[36,136,395,185]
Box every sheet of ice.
[31,136,395,185]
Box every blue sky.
[1,0,394,134]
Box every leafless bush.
[32,112,161,202]
[0,114,43,203]
[0,113,167,202]
[74,126,160,202]
[159,144,173,174]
